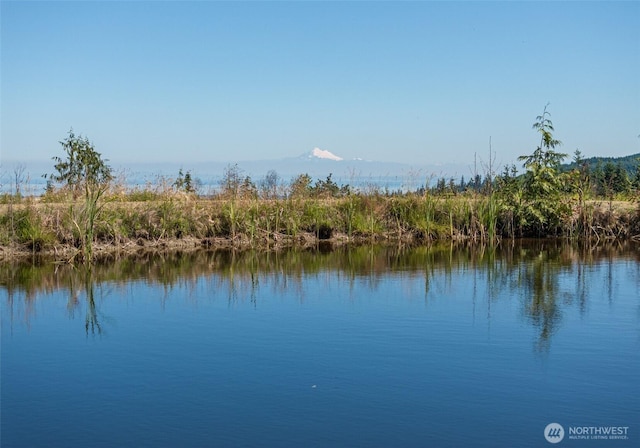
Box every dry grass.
[1,193,638,263]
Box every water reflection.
[83,267,102,335]
[2,240,639,350]
[517,249,564,351]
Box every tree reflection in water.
[83,267,102,336]
[2,241,638,348]
[517,248,564,352]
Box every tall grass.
[1,184,638,260]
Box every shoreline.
[1,196,638,264]
[2,229,639,264]
[0,230,404,263]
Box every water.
[0,176,410,197]
[2,243,639,447]
[0,158,445,196]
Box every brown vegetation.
[1,194,638,264]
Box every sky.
[1,0,639,169]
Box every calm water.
[2,243,639,447]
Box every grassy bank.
[1,190,638,262]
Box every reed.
[1,187,638,262]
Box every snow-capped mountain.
[178,147,467,186]
[305,147,344,161]
[4,146,469,195]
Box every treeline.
[425,153,640,198]
[573,157,640,197]
[564,152,640,177]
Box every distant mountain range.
[0,147,468,194]
[5,149,638,195]
[233,147,469,183]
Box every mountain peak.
[308,147,343,161]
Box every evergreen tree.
[459,175,466,192]
[517,105,568,235]
[632,158,640,191]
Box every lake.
[2,242,639,447]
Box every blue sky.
[1,1,639,168]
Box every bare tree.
[220,164,243,199]
[13,163,26,197]
[259,169,280,199]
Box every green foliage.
[477,195,498,241]
[566,150,591,196]
[1,207,55,252]
[0,193,19,205]
[47,129,112,196]
[46,130,113,261]
[562,153,638,199]
[157,199,196,239]
[3,115,640,256]
[562,150,594,237]
[433,177,460,196]
[517,106,568,235]
[563,152,640,176]
[336,194,384,238]
[119,205,160,240]
[385,195,450,240]
[302,200,329,236]
[632,160,640,191]
[312,173,349,198]
[123,189,161,202]
[218,165,256,200]
[221,201,239,238]
[496,164,524,237]
[602,162,631,195]
[174,168,196,194]
[240,176,258,199]
[289,173,313,198]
